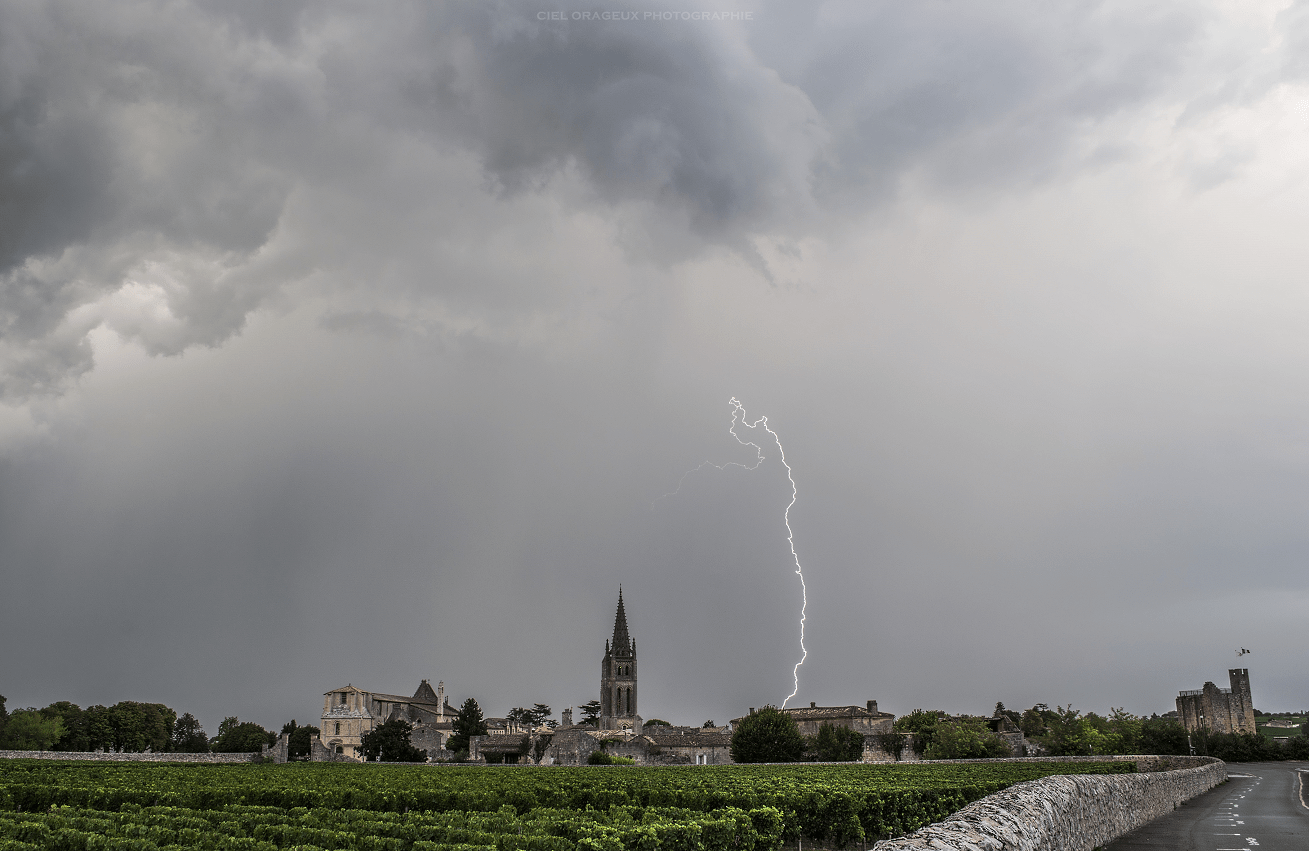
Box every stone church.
[600,588,641,730]
[316,679,455,760]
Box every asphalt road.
[1103,762,1309,851]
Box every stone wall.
[0,750,261,763]
[872,756,1225,851]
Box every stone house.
[731,701,895,739]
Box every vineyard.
[0,759,1133,851]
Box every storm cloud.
[2,0,1309,733]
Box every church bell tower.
[600,588,639,730]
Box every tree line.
[0,693,324,757]
[727,702,1309,764]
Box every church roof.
[611,588,632,655]
[412,680,440,703]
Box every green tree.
[40,702,88,751]
[360,718,428,762]
[507,708,531,732]
[994,702,1022,727]
[1035,706,1139,756]
[210,717,275,753]
[579,700,602,726]
[82,705,115,751]
[529,703,556,729]
[99,702,176,752]
[447,698,488,756]
[730,705,804,763]
[643,718,672,727]
[807,722,865,761]
[1139,715,1188,755]
[280,720,319,760]
[1019,704,1054,738]
[893,708,947,755]
[0,709,65,751]
[923,717,1010,759]
[172,713,209,753]
[0,695,7,743]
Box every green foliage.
[644,719,672,727]
[171,713,210,753]
[0,758,1135,849]
[0,695,7,743]
[1018,704,1053,738]
[360,718,429,762]
[531,704,556,729]
[285,722,320,760]
[922,718,1010,760]
[210,717,275,753]
[730,706,804,764]
[587,750,635,765]
[1190,729,1309,761]
[892,709,947,755]
[579,701,602,726]
[993,703,1021,728]
[874,732,907,760]
[1138,715,1189,755]
[0,710,64,751]
[806,723,865,762]
[449,698,489,755]
[37,702,87,751]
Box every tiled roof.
[645,732,731,748]
[782,705,880,720]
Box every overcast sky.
[3,0,1309,737]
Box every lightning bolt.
[657,398,809,708]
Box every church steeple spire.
[611,586,632,656]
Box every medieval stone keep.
[1175,668,1256,735]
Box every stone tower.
[1175,667,1256,735]
[600,588,640,730]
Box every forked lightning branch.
[658,398,809,708]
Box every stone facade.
[600,589,640,731]
[1176,668,1256,735]
[643,728,733,765]
[730,701,895,741]
[872,756,1225,850]
[538,723,733,766]
[319,679,455,761]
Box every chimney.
[810,702,816,708]
[867,700,878,714]
[749,708,755,715]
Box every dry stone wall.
[0,750,259,763]
[873,756,1224,851]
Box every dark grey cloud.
[2,0,1308,734]
[1,0,1264,398]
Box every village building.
[769,701,896,738]
[316,679,455,761]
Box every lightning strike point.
[658,398,810,708]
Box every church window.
[335,722,340,735]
